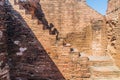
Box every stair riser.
[92,78,120,80]
[91,71,120,77]
[89,61,113,66]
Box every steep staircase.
[9,0,56,54]
[9,0,120,80]
[9,1,91,80]
[9,0,73,79]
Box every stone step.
[90,66,120,78]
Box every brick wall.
[0,4,10,80]
[106,0,120,20]
[5,0,120,79]
[106,0,120,67]
[6,4,65,80]
[40,0,103,37]
[106,14,120,68]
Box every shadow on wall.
[6,1,65,80]
[17,0,59,40]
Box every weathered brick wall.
[6,0,120,80]
[106,0,120,68]
[64,19,107,56]
[91,20,107,56]
[6,4,65,80]
[40,0,103,37]
[0,18,8,80]
[106,14,120,68]
[115,14,120,67]
[0,4,10,80]
[106,0,120,20]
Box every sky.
[86,0,108,15]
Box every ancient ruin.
[0,0,120,80]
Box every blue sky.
[86,0,108,15]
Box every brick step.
[56,40,64,45]
[26,24,49,34]
[80,54,113,67]
[53,46,70,51]
[13,5,20,10]
[10,0,14,4]
[88,56,113,66]
[10,2,38,25]
[60,52,70,56]
[14,5,25,14]
[92,77,120,80]
[9,0,57,54]
[89,60,113,67]
[30,28,50,35]
[37,34,53,38]
[14,0,19,3]
[22,14,32,20]
[10,1,45,31]
[57,58,70,62]
[18,9,26,14]
[90,66,120,78]
[71,78,90,80]
[16,18,53,48]
[29,25,43,30]
[9,0,19,5]
[30,27,44,33]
